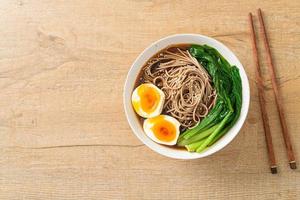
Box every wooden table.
[0,1,299,199]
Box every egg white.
[131,83,165,118]
[143,115,180,145]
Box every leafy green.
[177,44,242,152]
[177,124,218,146]
[185,138,206,152]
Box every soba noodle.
[142,46,216,129]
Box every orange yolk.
[133,85,160,114]
[148,116,176,142]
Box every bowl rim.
[123,34,250,159]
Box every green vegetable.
[177,44,242,152]
[177,124,218,146]
[185,139,206,152]
[196,111,232,152]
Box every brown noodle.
[142,47,216,129]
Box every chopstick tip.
[289,161,297,169]
[270,166,277,174]
[258,8,263,15]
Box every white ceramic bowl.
[123,34,250,159]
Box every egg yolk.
[149,116,176,142]
[133,84,160,114]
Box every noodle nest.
[142,47,216,129]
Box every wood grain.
[0,0,299,199]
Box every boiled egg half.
[143,115,180,145]
[132,83,165,118]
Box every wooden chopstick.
[248,13,277,174]
[257,8,296,169]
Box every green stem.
[196,112,232,153]
[208,126,231,146]
[177,124,218,146]
[185,139,206,152]
[177,129,191,143]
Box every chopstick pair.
[248,9,296,174]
